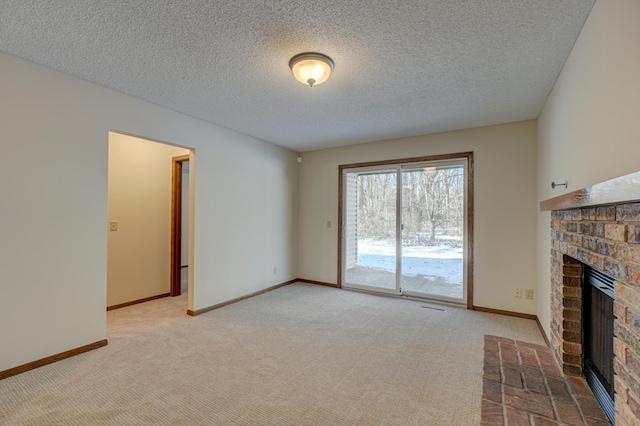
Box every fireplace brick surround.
[549,202,640,425]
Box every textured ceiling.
[0,1,595,151]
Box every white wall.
[536,0,640,338]
[298,121,538,314]
[0,51,298,372]
[107,133,189,306]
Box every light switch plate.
[109,221,118,231]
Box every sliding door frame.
[337,152,474,309]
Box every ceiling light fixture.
[289,52,334,87]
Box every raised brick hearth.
[550,202,640,425]
[481,335,609,425]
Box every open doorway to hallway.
[107,132,194,312]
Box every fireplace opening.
[583,265,616,424]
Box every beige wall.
[298,121,538,314]
[537,0,640,337]
[0,51,298,372]
[107,133,189,306]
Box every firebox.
[583,266,615,424]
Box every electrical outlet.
[525,289,534,299]
[514,288,521,298]
[327,220,332,228]
[273,267,277,275]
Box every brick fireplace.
[546,188,640,424]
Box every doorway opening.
[339,153,473,307]
[107,132,194,312]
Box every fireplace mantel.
[540,171,640,211]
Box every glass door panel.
[400,163,465,300]
[343,169,399,294]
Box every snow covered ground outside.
[358,239,462,279]
[346,238,463,298]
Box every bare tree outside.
[356,172,396,239]
[403,167,464,247]
[356,167,464,247]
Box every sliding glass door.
[400,163,465,300]
[343,167,399,294]
[341,157,469,304]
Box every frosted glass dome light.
[289,52,334,87]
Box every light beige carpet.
[0,283,546,425]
